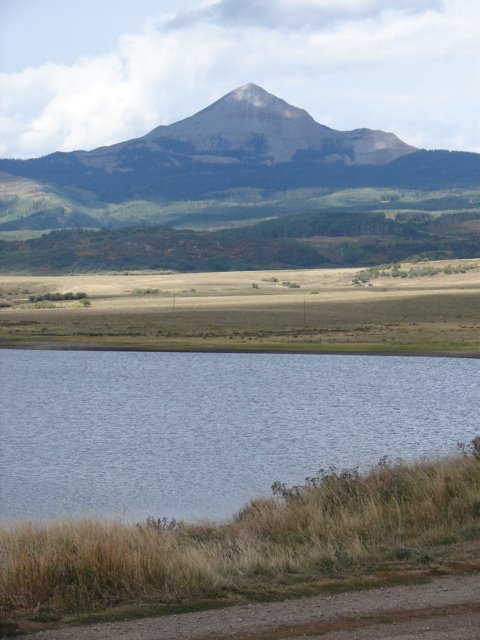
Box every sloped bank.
[2,441,480,628]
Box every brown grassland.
[1,258,480,355]
[1,450,480,635]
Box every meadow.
[1,258,480,354]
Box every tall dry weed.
[1,451,479,615]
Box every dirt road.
[19,573,480,640]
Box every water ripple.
[1,350,478,522]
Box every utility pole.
[303,298,306,327]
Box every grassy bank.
[2,445,480,630]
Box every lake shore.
[2,451,480,636]
[1,338,480,358]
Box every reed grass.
[1,448,480,617]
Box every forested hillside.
[2,150,480,204]
[1,210,479,273]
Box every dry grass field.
[1,258,480,354]
[2,450,480,634]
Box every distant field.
[1,258,480,354]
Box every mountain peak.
[228,83,280,106]
[211,83,315,123]
[105,84,416,165]
[231,82,266,95]
[146,83,320,160]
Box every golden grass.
[1,259,480,353]
[2,452,480,617]
[1,259,479,297]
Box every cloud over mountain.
[1,0,479,159]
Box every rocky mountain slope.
[76,83,415,168]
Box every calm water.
[1,349,479,522]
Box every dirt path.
[19,573,480,640]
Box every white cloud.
[1,0,479,158]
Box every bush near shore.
[1,442,480,617]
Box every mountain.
[0,83,421,204]
[145,82,415,164]
[76,83,415,167]
[0,84,479,234]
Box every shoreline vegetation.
[1,259,480,356]
[1,444,480,635]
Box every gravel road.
[19,573,480,640]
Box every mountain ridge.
[76,83,415,166]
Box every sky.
[1,0,479,159]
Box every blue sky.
[1,0,479,158]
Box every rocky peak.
[148,83,320,141]
[89,84,415,165]
[212,83,315,122]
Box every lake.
[1,349,479,523]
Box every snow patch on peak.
[229,83,272,106]
[224,83,311,121]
